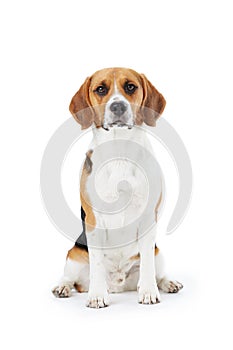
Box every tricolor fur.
[52,68,183,308]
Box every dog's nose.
[110,101,127,117]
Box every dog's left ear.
[138,74,166,126]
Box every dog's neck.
[90,125,150,150]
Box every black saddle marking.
[75,206,88,252]
[75,207,158,253]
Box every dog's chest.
[85,127,161,235]
[86,158,149,233]
[94,159,148,206]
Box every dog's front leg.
[86,241,109,308]
[138,225,161,304]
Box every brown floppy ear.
[69,77,95,129]
[138,74,166,126]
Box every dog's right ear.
[69,77,95,129]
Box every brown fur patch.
[130,253,140,261]
[130,247,159,261]
[69,77,97,129]
[74,283,87,293]
[138,74,166,126]
[80,150,96,232]
[67,245,89,263]
[84,149,93,174]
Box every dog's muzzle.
[103,100,134,130]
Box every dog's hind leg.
[155,249,183,293]
[52,246,89,298]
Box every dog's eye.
[124,83,137,95]
[95,85,108,96]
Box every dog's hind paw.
[158,278,183,293]
[52,284,72,298]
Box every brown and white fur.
[52,68,183,308]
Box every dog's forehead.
[91,68,142,85]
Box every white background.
[1,0,233,349]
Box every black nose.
[110,101,127,117]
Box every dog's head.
[69,67,166,130]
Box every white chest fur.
[84,126,162,250]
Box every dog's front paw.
[138,285,161,304]
[86,293,110,308]
[52,284,72,298]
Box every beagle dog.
[52,68,183,308]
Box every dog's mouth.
[102,121,134,131]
